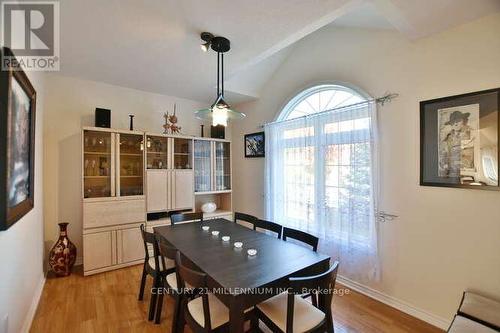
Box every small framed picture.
[420,88,500,190]
[244,132,265,158]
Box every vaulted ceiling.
[59,0,500,104]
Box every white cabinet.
[146,170,170,212]
[83,129,144,199]
[173,170,194,210]
[117,227,144,264]
[83,223,144,275]
[145,135,194,213]
[82,127,146,276]
[194,140,231,193]
[83,230,116,271]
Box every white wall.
[43,74,208,264]
[231,13,500,326]
[0,72,45,333]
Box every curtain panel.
[265,101,380,281]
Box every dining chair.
[254,261,339,333]
[282,227,319,252]
[154,238,183,328]
[171,212,204,225]
[175,251,254,332]
[138,224,175,321]
[233,212,257,229]
[253,219,282,239]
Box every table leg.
[229,298,245,333]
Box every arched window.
[265,84,379,277]
[278,84,367,121]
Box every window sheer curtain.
[265,101,380,281]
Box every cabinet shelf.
[195,190,232,195]
[84,151,110,155]
[120,153,142,157]
[84,176,108,178]
[120,175,143,178]
[201,209,233,219]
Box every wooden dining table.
[154,218,331,333]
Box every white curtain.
[265,101,380,282]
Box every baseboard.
[337,275,450,330]
[20,274,46,333]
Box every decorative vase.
[201,202,217,213]
[49,223,77,277]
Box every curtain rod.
[260,92,399,128]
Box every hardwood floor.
[31,265,444,333]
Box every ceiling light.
[195,34,245,127]
[200,32,214,53]
[200,42,210,52]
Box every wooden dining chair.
[175,251,254,333]
[171,212,204,225]
[233,212,257,229]
[282,227,319,252]
[253,219,282,239]
[138,224,175,321]
[154,238,183,328]
[254,261,339,333]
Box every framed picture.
[420,88,499,190]
[244,132,265,158]
[0,47,37,230]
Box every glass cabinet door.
[83,130,113,198]
[215,142,231,191]
[146,136,168,169]
[173,138,192,169]
[119,133,144,196]
[194,140,212,192]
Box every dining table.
[154,218,331,333]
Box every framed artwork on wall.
[244,132,265,158]
[0,47,37,230]
[420,88,500,190]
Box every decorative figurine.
[162,103,182,134]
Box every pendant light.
[195,34,245,127]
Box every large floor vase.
[49,223,77,276]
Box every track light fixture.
[200,32,214,52]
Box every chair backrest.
[234,212,257,226]
[140,224,160,269]
[282,227,319,252]
[158,238,177,275]
[253,219,282,239]
[170,212,203,225]
[175,251,213,331]
[286,261,339,333]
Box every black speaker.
[95,108,110,128]
[211,125,225,139]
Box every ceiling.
[58,0,500,104]
[330,2,395,29]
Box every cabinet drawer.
[83,199,145,228]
